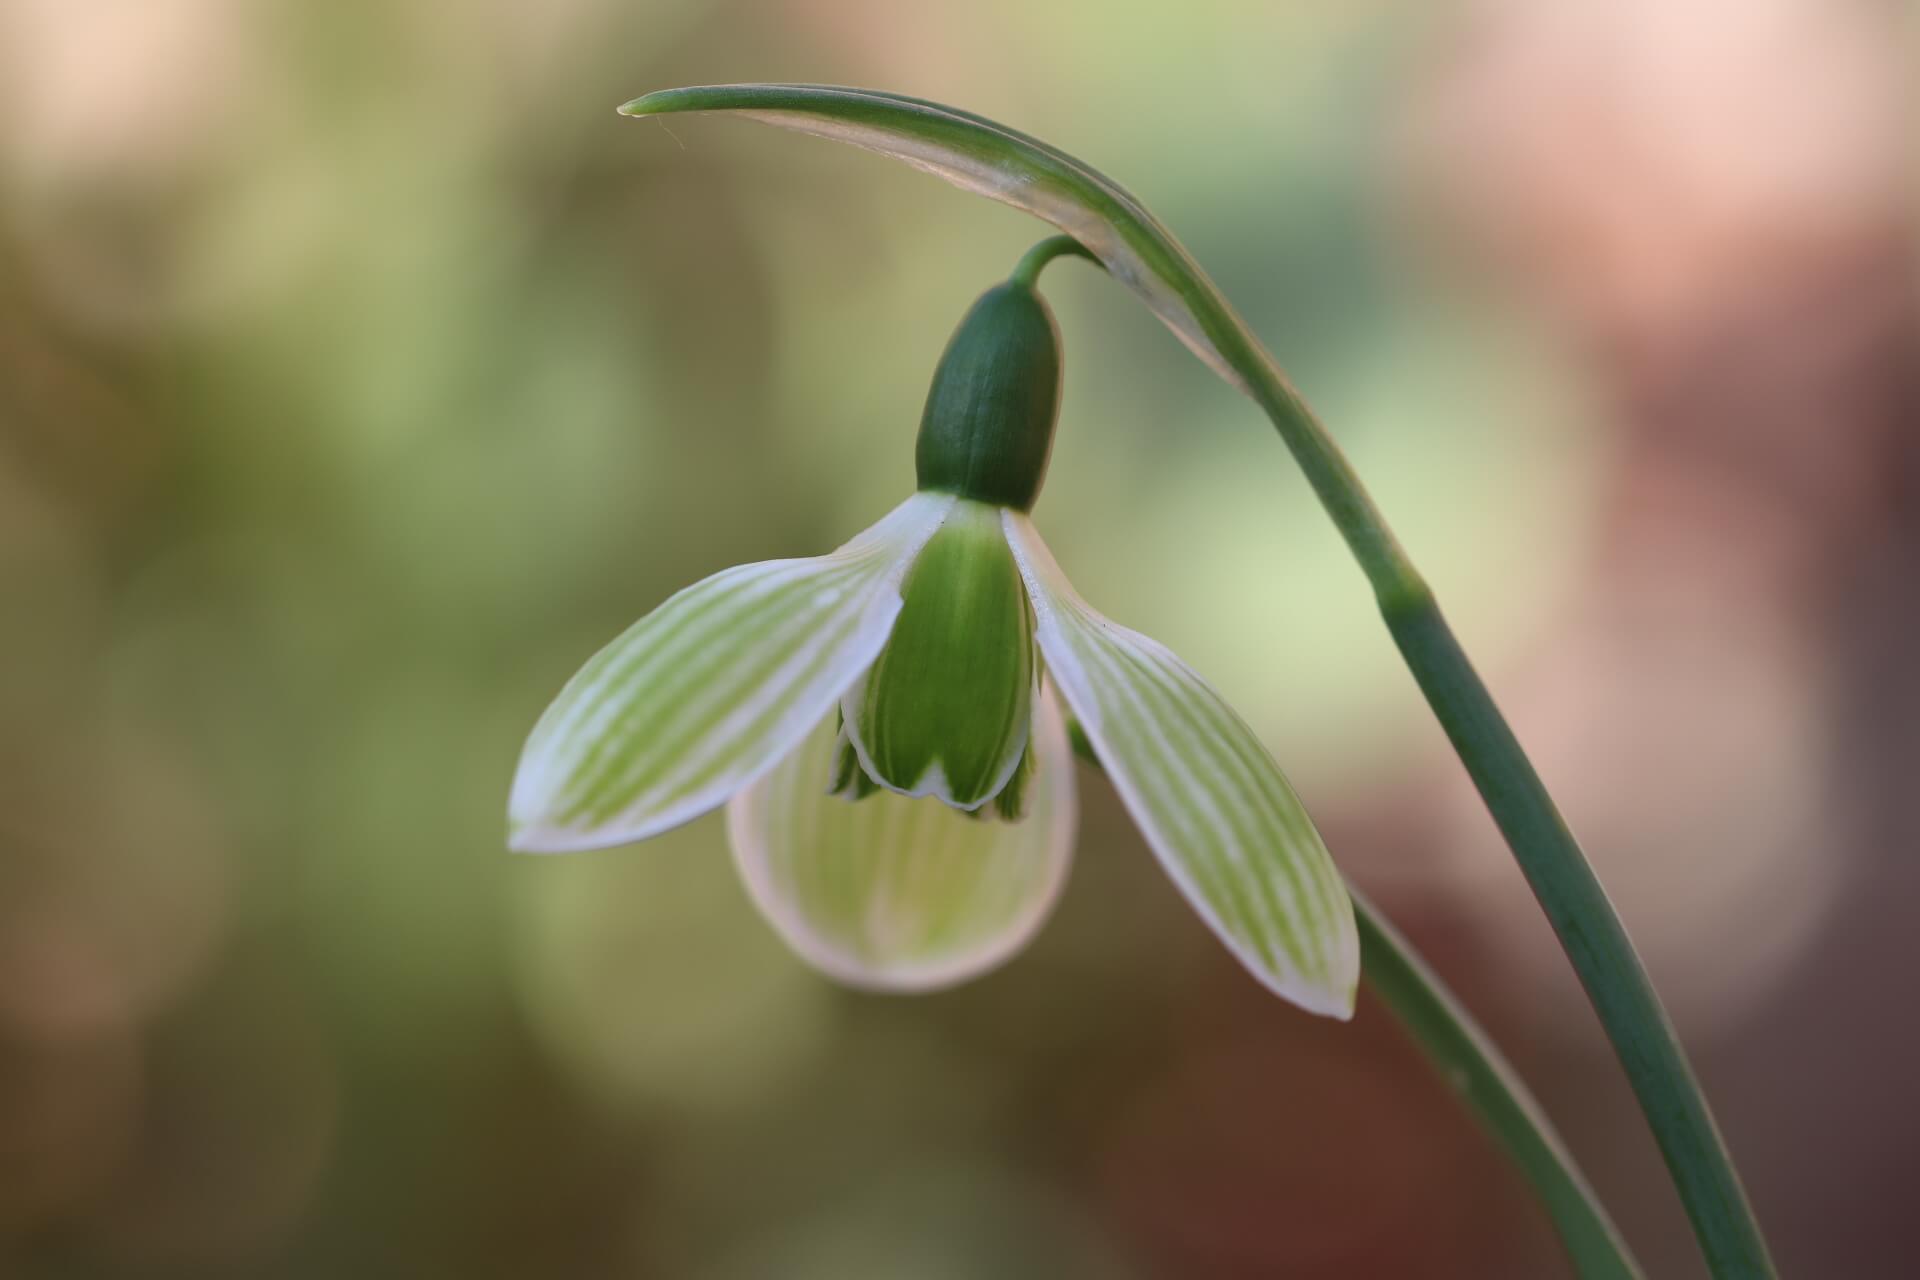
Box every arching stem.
[1010,234,1101,289]
[1023,229,1770,1276]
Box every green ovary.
[838,500,1035,813]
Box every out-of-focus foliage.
[1,1,1912,1276]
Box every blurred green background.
[3,1,1915,1276]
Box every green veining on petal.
[728,692,1077,991]
[1002,511,1358,1017]
[991,736,1034,822]
[828,712,882,801]
[508,493,952,851]
[842,500,1034,811]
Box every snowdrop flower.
[510,272,1358,1016]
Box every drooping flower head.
[510,265,1358,1017]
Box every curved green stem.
[1225,306,1775,1272]
[1044,236,1774,1279]
[1010,234,1100,289]
[1238,342,1776,1280]
[616,88,1775,1277]
[1070,735,1641,1278]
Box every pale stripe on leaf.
[509,493,954,852]
[619,85,1263,393]
[1003,512,1357,1017]
[728,689,1077,992]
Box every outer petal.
[728,688,1077,992]
[509,493,954,851]
[1003,512,1358,1018]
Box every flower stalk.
[1010,234,1100,290]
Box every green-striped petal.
[728,689,1077,992]
[618,85,1251,391]
[509,493,955,852]
[1002,512,1358,1018]
[840,498,1035,810]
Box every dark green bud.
[915,281,1061,511]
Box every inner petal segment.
[840,499,1034,811]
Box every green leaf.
[840,499,1034,810]
[1004,511,1357,1017]
[729,688,1077,991]
[1353,891,1644,1278]
[509,493,953,851]
[618,84,1268,393]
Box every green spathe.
[915,282,1061,511]
[838,500,1034,811]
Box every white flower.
[509,280,1357,1017]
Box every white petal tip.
[505,797,679,853]
[790,949,1029,997]
[508,764,601,852]
[1245,962,1359,1021]
[1313,986,1360,1023]
[505,824,581,855]
[503,811,700,855]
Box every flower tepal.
[510,256,1358,1015]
